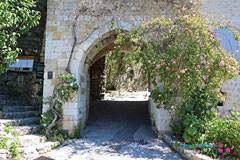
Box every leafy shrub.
[40,110,67,142]
[199,112,240,159]
[0,124,21,159]
[40,110,78,142]
[170,87,218,143]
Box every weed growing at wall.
[0,123,21,159]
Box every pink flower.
[168,29,171,33]
[205,18,209,22]
[114,41,117,44]
[212,143,216,148]
[180,69,185,73]
[109,51,112,55]
[196,36,199,39]
[182,7,187,11]
[132,24,136,27]
[158,94,161,97]
[148,60,151,63]
[182,28,185,31]
[197,65,200,69]
[187,21,190,24]
[232,67,236,71]
[219,61,224,67]
[225,147,231,153]
[166,66,170,70]
[156,64,160,69]
[212,88,216,92]
[218,142,223,148]
[188,30,192,33]
[183,15,188,19]
[219,149,223,153]
[236,50,239,54]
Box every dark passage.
[83,101,156,144]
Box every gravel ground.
[43,93,183,160]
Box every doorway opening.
[82,41,156,144]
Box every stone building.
[1,0,239,135]
[42,0,240,134]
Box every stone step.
[0,100,29,106]
[0,95,25,101]
[14,125,42,135]
[0,117,41,126]
[2,105,39,112]
[20,141,60,160]
[1,111,40,119]
[18,134,47,147]
[0,87,7,91]
[0,91,9,95]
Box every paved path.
[43,101,183,160]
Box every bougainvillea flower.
[219,149,223,153]
[225,147,230,153]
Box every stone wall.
[0,0,47,105]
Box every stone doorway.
[83,40,155,142]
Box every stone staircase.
[0,87,60,159]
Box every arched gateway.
[43,0,240,134]
[43,0,174,134]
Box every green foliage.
[40,110,55,129]
[73,121,82,139]
[52,73,79,108]
[9,139,20,159]
[3,123,13,134]
[0,0,40,74]
[199,112,240,158]
[42,73,78,140]
[40,110,67,142]
[0,123,21,159]
[105,51,147,91]
[0,136,8,149]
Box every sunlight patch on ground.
[104,91,150,101]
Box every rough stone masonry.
[43,0,240,134]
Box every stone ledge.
[162,134,214,160]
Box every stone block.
[46,26,58,32]
[53,32,62,40]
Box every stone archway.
[68,29,171,135]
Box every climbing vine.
[42,73,78,139]
[112,6,240,109]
